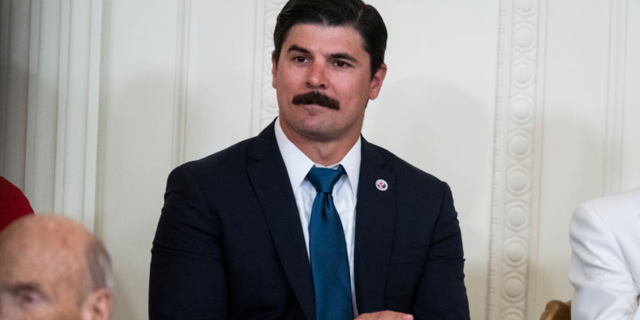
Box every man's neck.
[279,124,361,167]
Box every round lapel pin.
[375,179,388,191]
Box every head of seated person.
[0,214,113,320]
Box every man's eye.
[335,60,350,68]
[294,56,307,63]
[18,291,44,307]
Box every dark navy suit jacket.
[149,122,470,320]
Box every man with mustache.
[150,0,470,319]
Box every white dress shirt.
[274,118,361,315]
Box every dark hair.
[273,0,388,77]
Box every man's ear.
[81,289,113,320]
[369,63,387,100]
[272,50,278,89]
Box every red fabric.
[0,176,34,231]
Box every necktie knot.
[307,165,346,194]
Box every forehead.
[1,241,81,281]
[0,227,87,293]
[282,24,366,55]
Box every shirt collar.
[275,118,361,196]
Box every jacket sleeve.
[413,182,470,320]
[569,202,640,320]
[149,164,227,320]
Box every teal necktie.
[307,165,353,320]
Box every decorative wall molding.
[488,0,547,319]
[83,0,103,232]
[25,0,59,215]
[24,0,103,232]
[251,0,286,136]
[53,0,71,219]
[602,0,628,196]
[171,0,191,168]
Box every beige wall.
[1,0,639,319]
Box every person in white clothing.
[569,187,640,320]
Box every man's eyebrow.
[329,53,358,63]
[287,44,310,54]
[8,282,42,292]
[286,45,359,63]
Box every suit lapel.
[354,138,396,313]
[246,123,316,320]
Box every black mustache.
[292,91,340,110]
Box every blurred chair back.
[540,300,571,320]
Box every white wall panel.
[98,1,178,319]
[536,0,621,316]
[184,1,257,161]
[51,0,102,229]
[24,0,61,212]
[602,0,629,196]
[622,0,640,192]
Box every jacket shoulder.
[172,136,257,178]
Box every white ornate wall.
[1,1,639,320]
[487,0,547,319]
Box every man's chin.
[297,124,346,143]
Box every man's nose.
[306,62,327,90]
